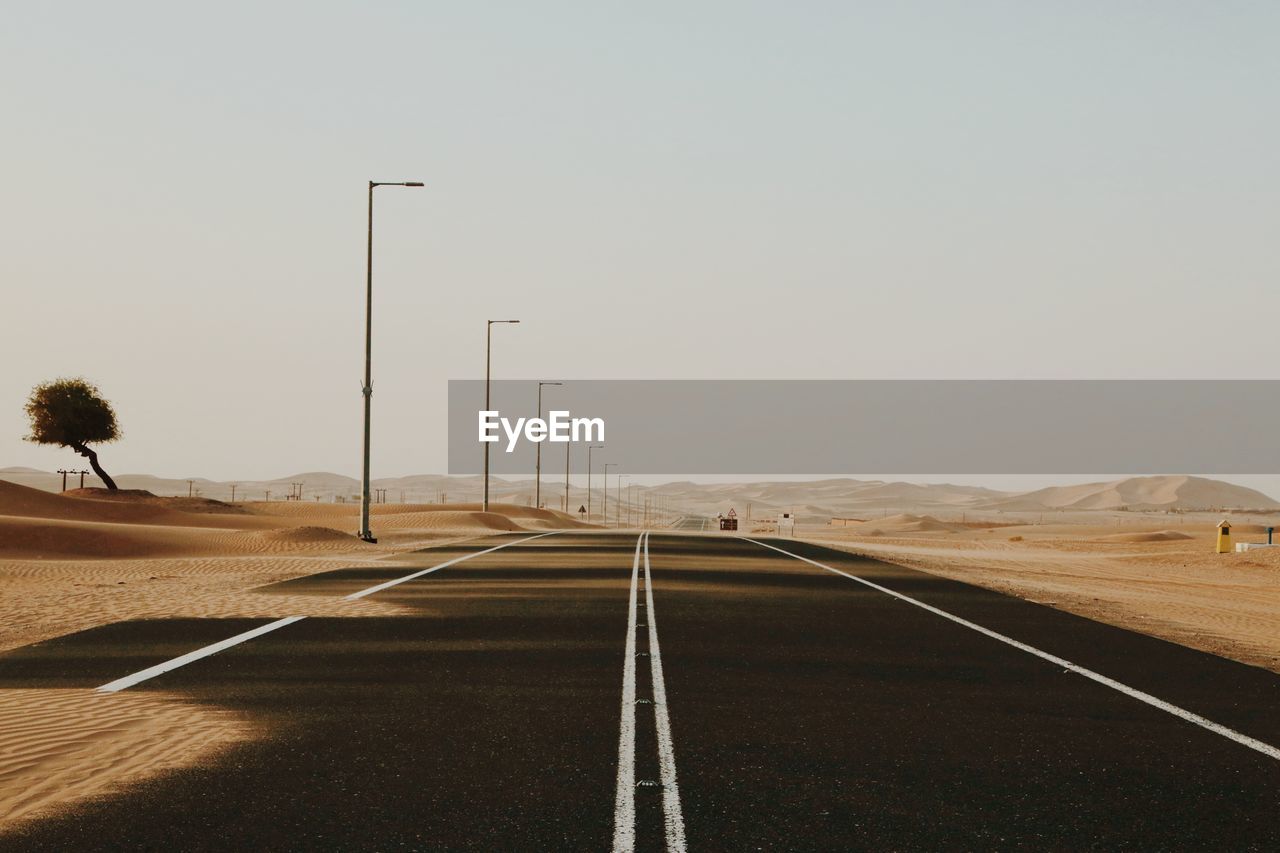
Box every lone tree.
[25,378,122,490]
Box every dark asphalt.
[1,532,1279,850]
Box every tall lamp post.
[617,474,629,528]
[587,444,604,521]
[483,319,520,511]
[359,179,423,543]
[603,462,616,526]
[535,381,562,509]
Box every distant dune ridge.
[2,471,1277,522]
[980,476,1280,513]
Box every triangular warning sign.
[578,505,587,514]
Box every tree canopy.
[25,378,121,447]
[25,378,122,490]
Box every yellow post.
[1216,519,1232,554]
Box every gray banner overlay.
[448,380,1280,475]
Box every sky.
[3,2,1279,492]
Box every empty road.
[2,531,1279,850]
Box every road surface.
[2,531,1279,850]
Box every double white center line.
[613,531,687,852]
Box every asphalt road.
[2,531,1280,850]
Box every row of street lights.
[354,179,666,540]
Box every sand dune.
[0,516,235,560]
[1097,529,1194,543]
[0,482,591,560]
[983,475,1280,512]
[850,514,965,535]
[0,481,271,530]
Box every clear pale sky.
[3,3,1278,491]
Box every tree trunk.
[71,443,118,490]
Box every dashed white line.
[96,533,554,693]
[742,537,1280,763]
[612,533,643,852]
[643,532,687,852]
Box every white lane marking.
[742,537,1280,763]
[345,531,557,600]
[643,532,687,851]
[612,533,644,852]
[99,534,556,693]
[97,616,306,693]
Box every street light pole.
[618,474,629,528]
[587,445,603,521]
[359,179,423,543]
[535,381,562,509]
[483,319,520,511]
[603,463,616,526]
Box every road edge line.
[99,532,557,693]
[96,616,307,693]
[345,531,558,600]
[741,536,1280,763]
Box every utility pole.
[57,469,70,492]
[187,480,195,498]
[265,489,271,502]
[229,484,238,503]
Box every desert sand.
[0,481,586,830]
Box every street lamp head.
[488,319,521,325]
[540,381,564,387]
[404,182,425,187]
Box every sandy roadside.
[0,486,576,832]
[795,522,1280,675]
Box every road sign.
[578,505,587,515]
[727,508,737,518]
